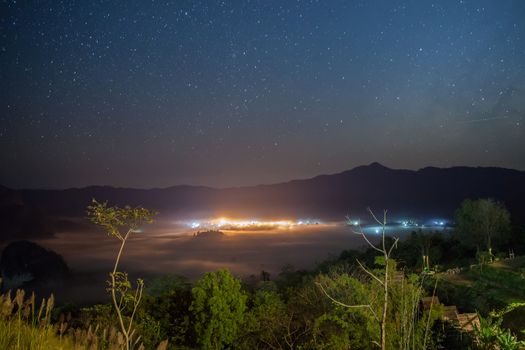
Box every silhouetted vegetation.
[455,198,511,257]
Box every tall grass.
[0,288,168,350]
[0,289,77,349]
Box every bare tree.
[317,208,398,350]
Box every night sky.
[1,0,524,189]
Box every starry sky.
[1,0,524,189]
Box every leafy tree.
[238,289,290,349]
[190,269,247,349]
[139,275,193,347]
[455,198,511,255]
[87,199,156,350]
[311,272,379,349]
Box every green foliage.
[109,272,144,312]
[15,198,525,349]
[240,266,443,350]
[146,274,189,298]
[140,275,193,346]
[0,289,149,350]
[276,263,312,290]
[190,269,247,349]
[496,330,525,350]
[437,259,525,316]
[87,199,156,239]
[79,300,165,350]
[311,272,379,349]
[0,318,72,350]
[237,289,290,349]
[389,274,444,350]
[492,302,525,342]
[0,289,69,350]
[454,198,511,252]
[475,314,501,349]
[392,231,475,271]
[474,312,525,350]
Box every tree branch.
[349,227,384,254]
[315,282,380,323]
[356,259,384,286]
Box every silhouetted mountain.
[1,164,524,228]
[0,186,53,241]
[0,240,70,292]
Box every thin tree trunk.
[111,229,132,350]
[382,259,388,350]
[381,223,388,350]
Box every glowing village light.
[190,222,200,229]
[216,217,228,227]
[186,217,322,231]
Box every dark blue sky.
[1,0,524,188]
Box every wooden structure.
[420,296,480,334]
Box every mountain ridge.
[1,163,524,233]
[9,162,525,192]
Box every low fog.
[24,215,440,304]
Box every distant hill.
[0,185,53,241]
[0,240,69,292]
[1,163,525,229]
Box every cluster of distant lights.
[348,218,448,234]
[400,220,421,227]
[188,217,321,230]
[187,217,448,233]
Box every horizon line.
[5,162,524,192]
